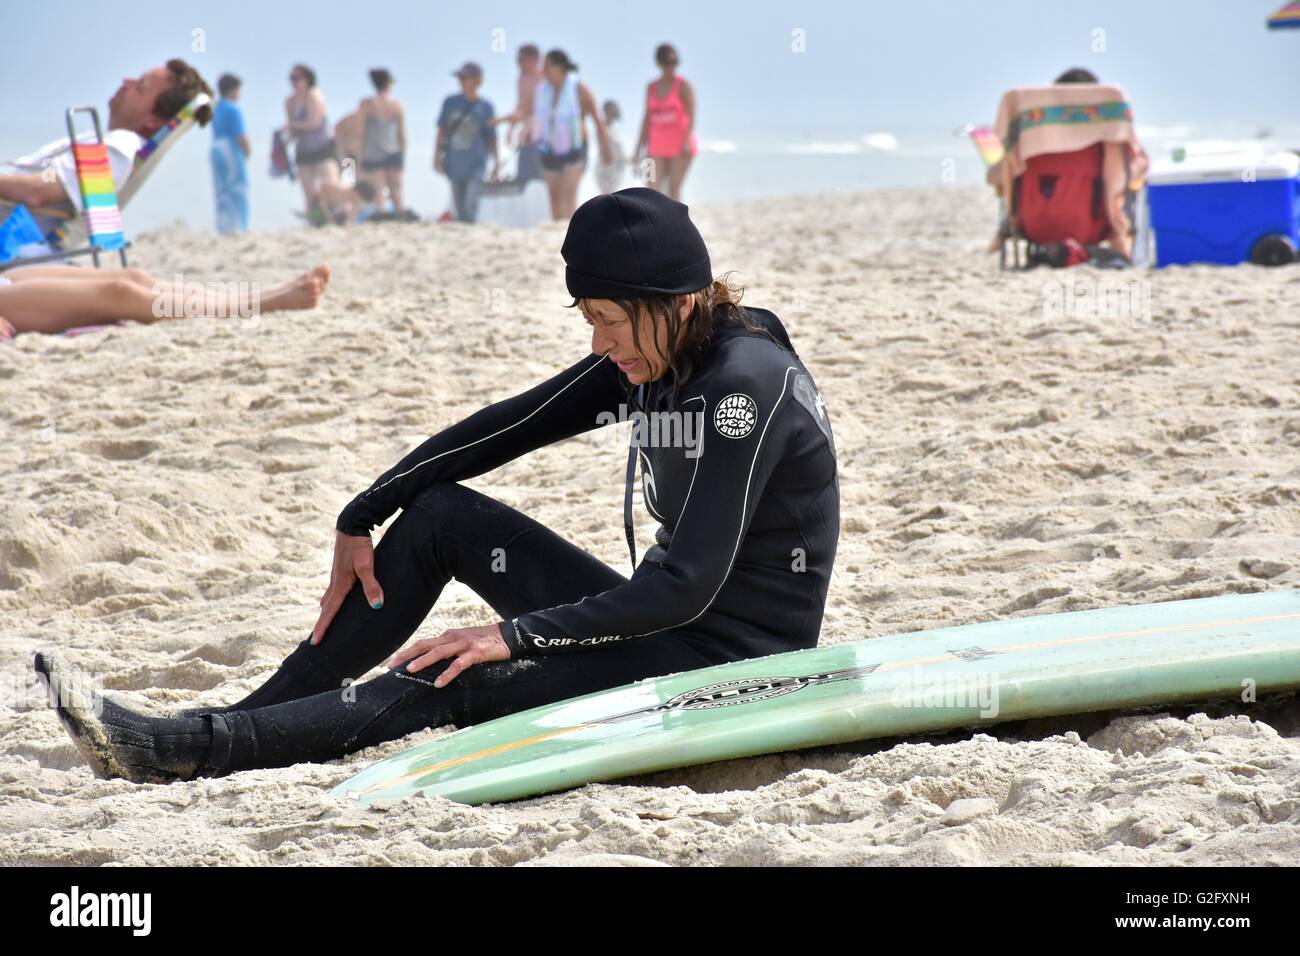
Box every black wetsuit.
[200,307,839,773]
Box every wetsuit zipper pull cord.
[623,382,643,569]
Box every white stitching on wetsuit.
[639,393,703,523]
[355,353,612,506]
[639,449,665,522]
[670,395,708,544]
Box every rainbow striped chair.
[68,106,129,267]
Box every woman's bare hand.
[387,624,511,688]
[0,317,15,339]
[311,531,384,644]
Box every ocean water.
[3,123,1295,235]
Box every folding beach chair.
[119,93,210,206]
[986,85,1148,270]
[0,93,211,272]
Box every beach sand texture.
[2,186,1298,865]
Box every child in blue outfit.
[211,73,250,233]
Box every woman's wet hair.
[292,64,317,88]
[575,274,778,404]
[545,49,578,73]
[1055,67,1099,84]
[369,68,393,91]
[655,43,679,67]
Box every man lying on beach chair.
[0,60,213,251]
[987,68,1149,269]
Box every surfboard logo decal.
[714,393,758,439]
[597,664,881,724]
[948,646,996,662]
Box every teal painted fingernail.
[371,599,383,609]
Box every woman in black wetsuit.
[36,188,840,782]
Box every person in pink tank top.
[635,43,698,200]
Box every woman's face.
[543,61,566,85]
[581,298,689,385]
[289,70,308,92]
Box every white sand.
[2,186,1298,866]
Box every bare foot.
[258,264,332,314]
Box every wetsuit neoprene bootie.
[35,652,215,784]
[170,636,358,718]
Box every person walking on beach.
[491,44,545,182]
[635,43,698,201]
[34,188,840,783]
[596,100,628,195]
[359,68,406,214]
[210,73,250,234]
[435,62,499,224]
[283,64,340,224]
[532,50,611,220]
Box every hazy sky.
[4,1,1296,230]
[5,0,1298,141]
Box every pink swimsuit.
[646,75,698,158]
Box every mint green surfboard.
[332,590,1300,806]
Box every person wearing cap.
[35,188,841,781]
[435,61,500,223]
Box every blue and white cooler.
[1146,149,1300,267]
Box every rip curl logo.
[532,635,624,648]
[713,393,758,439]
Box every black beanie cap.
[562,187,713,299]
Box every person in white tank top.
[530,49,611,220]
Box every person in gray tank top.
[359,68,406,213]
